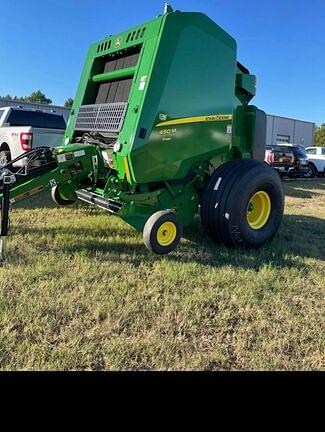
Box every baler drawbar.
[0,4,284,260]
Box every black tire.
[201,159,284,248]
[303,163,317,179]
[201,158,253,242]
[0,150,11,166]
[143,210,183,255]
[51,186,75,206]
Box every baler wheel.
[51,186,75,206]
[143,210,182,254]
[201,159,284,248]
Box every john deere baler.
[0,4,284,257]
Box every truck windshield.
[293,147,307,158]
[6,109,66,129]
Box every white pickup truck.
[0,106,66,166]
[305,146,325,177]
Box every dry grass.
[0,178,324,370]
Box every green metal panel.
[1,144,99,205]
[126,12,238,183]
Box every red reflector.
[20,132,33,151]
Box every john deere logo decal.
[115,37,122,48]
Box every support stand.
[0,174,15,262]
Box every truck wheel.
[0,150,11,166]
[201,159,284,248]
[51,186,75,206]
[143,210,182,254]
[303,163,317,179]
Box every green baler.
[0,4,284,257]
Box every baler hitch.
[0,147,50,261]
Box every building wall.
[0,98,71,123]
[266,114,315,147]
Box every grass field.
[0,178,324,370]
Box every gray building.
[266,114,315,148]
[0,98,315,147]
[0,98,71,123]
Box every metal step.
[76,189,123,213]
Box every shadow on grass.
[12,214,325,271]
[9,178,324,269]
[283,179,325,198]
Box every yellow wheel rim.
[157,221,177,246]
[247,191,271,230]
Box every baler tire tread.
[214,159,261,245]
[201,160,236,240]
[201,159,254,243]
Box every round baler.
[0,5,284,258]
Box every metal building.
[266,114,315,148]
[0,98,71,123]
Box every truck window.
[6,110,66,129]
[306,148,317,155]
[0,109,5,121]
[293,147,307,158]
[322,148,325,155]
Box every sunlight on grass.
[0,179,324,370]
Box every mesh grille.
[74,102,127,133]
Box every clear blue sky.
[1,0,324,124]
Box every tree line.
[314,124,325,147]
[0,91,73,108]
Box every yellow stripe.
[155,114,233,127]
[123,157,132,182]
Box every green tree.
[25,90,52,104]
[1,94,25,101]
[64,98,74,108]
[1,94,13,100]
[314,124,325,147]
[1,91,52,104]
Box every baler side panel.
[129,12,238,183]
